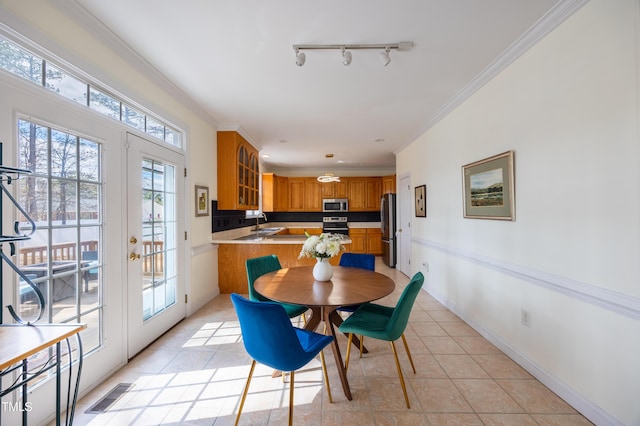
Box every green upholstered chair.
[245,255,308,320]
[338,271,425,408]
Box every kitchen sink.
[233,233,306,242]
[234,235,265,241]
[251,227,285,234]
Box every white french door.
[126,133,185,358]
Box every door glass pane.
[15,118,103,362]
[141,158,176,321]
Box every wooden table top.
[254,265,395,308]
[0,324,86,370]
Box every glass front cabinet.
[218,131,259,210]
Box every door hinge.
[185,294,188,303]
[185,231,188,240]
[184,168,187,177]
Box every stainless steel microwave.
[322,198,348,212]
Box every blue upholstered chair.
[338,272,425,408]
[231,293,334,426]
[246,255,308,320]
[336,253,376,313]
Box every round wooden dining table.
[254,265,395,401]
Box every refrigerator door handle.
[380,197,386,232]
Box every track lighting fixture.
[295,49,306,66]
[342,48,352,66]
[379,47,391,66]
[292,42,413,67]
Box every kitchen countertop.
[211,222,366,244]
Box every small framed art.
[195,185,209,217]
[415,185,426,217]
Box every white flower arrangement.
[299,232,345,259]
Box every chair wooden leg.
[401,333,416,374]
[288,370,295,426]
[302,312,307,325]
[235,360,256,426]
[319,349,333,403]
[345,333,353,372]
[390,341,410,409]
[359,335,364,358]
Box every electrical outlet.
[421,261,429,272]
[521,309,531,327]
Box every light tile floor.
[73,260,593,425]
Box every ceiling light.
[292,42,413,67]
[379,47,391,66]
[317,172,340,183]
[342,48,352,66]
[295,49,306,66]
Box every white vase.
[313,257,333,281]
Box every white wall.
[397,0,640,425]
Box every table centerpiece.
[298,232,345,281]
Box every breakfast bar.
[213,230,352,293]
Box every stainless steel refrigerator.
[381,193,396,268]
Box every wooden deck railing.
[19,240,164,274]
[19,240,99,266]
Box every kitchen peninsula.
[212,226,352,294]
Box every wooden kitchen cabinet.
[382,175,396,194]
[217,131,259,210]
[262,173,288,212]
[288,227,322,235]
[321,180,348,199]
[348,228,367,253]
[349,227,383,255]
[289,178,322,211]
[347,178,366,210]
[366,227,383,255]
[365,178,382,210]
[305,179,322,211]
[348,177,382,211]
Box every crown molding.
[395,0,590,155]
[49,0,217,128]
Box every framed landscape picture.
[415,185,426,217]
[195,185,209,217]
[462,151,515,220]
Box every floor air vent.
[85,383,133,414]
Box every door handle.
[129,252,141,261]
[130,236,138,244]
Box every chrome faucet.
[255,212,267,231]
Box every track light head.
[341,48,352,66]
[379,47,391,66]
[295,49,306,66]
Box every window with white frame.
[0,34,182,148]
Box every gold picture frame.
[462,151,515,220]
[195,185,209,217]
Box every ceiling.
[69,0,572,174]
